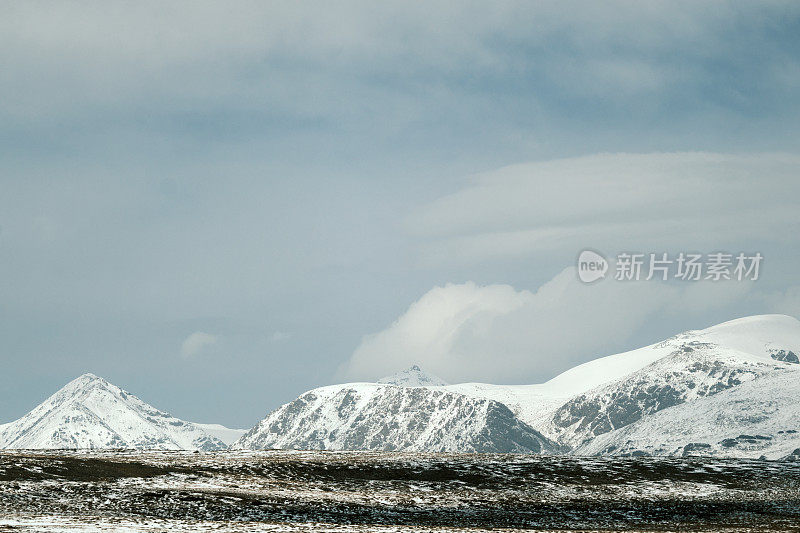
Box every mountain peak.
[58,373,115,397]
[377,365,448,387]
[0,374,227,451]
[75,372,105,384]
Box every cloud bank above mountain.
[340,150,800,385]
[341,268,763,384]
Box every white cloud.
[180,331,218,358]
[270,331,292,342]
[408,153,800,265]
[339,267,760,384]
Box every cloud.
[407,152,800,265]
[339,267,761,384]
[180,331,218,358]
[270,331,292,342]
[2,2,798,129]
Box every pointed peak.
[71,373,109,386]
[377,365,448,387]
[59,373,115,395]
[0,373,228,451]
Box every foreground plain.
[1,450,800,531]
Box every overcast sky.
[2,1,800,428]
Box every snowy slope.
[541,315,800,447]
[698,314,800,361]
[232,383,561,453]
[444,329,689,430]
[377,365,448,386]
[448,315,800,436]
[575,366,800,459]
[546,344,787,447]
[191,423,246,446]
[0,374,228,450]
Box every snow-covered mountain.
[236,315,800,457]
[0,374,230,450]
[376,365,448,386]
[7,315,797,456]
[574,367,800,459]
[232,381,561,453]
[446,314,800,456]
[541,315,800,451]
[546,342,783,448]
[446,316,798,431]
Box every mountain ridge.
[234,314,800,456]
[5,315,799,456]
[231,383,562,453]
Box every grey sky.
[1,2,799,428]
